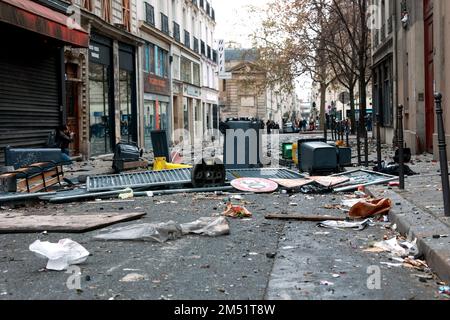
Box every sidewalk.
[365,148,450,283]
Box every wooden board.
[269,178,313,189]
[0,212,146,233]
[309,176,350,188]
[265,214,346,222]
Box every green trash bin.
[282,143,293,160]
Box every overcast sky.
[213,0,312,102]
[213,0,269,48]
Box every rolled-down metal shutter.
[0,42,61,165]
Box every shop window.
[181,57,192,83]
[144,100,168,149]
[193,63,200,86]
[119,69,133,143]
[173,55,180,80]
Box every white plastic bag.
[180,217,230,236]
[29,239,90,271]
[94,221,182,243]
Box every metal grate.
[87,168,305,192]
[225,168,304,181]
[87,168,193,192]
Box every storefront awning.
[0,0,89,47]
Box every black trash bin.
[222,118,264,169]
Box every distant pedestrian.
[55,125,74,163]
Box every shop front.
[183,84,202,144]
[0,0,88,164]
[88,33,138,157]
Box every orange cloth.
[349,198,392,218]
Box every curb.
[368,187,450,283]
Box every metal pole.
[435,93,450,216]
[364,120,369,167]
[356,120,361,166]
[397,105,405,190]
[376,113,382,171]
[346,123,350,147]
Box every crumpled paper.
[29,239,90,271]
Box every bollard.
[435,93,450,216]
[356,120,361,166]
[397,105,405,190]
[376,113,382,171]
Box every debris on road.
[223,203,252,218]
[370,237,418,257]
[348,198,392,219]
[29,239,89,271]
[265,214,346,222]
[120,273,148,282]
[0,212,146,233]
[439,286,450,296]
[94,217,230,242]
[317,219,371,231]
[118,188,134,200]
[230,178,279,193]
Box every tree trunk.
[349,86,356,134]
[320,81,327,130]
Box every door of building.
[65,63,80,155]
[424,0,435,153]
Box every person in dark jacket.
[55,125,74,163]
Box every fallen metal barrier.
[87,168,304,192]
[332,169,397,193]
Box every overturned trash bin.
[221,118,264,169]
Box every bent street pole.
[435,93,450,217]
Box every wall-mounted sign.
[218,39,232,80]
[184,85,201,97]
[144,73,170,95]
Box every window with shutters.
[122,0,131,31]
[102,0,112,23]
[145,3,155,26]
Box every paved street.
[0,185,443,300]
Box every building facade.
[138,0,218,148]
[371,0,450,158]
[219,48,298,126]
[0,0,89,164]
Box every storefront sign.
[144,73,170,95]
[173,83,182,95]
[184,85,201,97]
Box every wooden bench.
[0,147,69,193]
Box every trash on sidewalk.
[230,178,279,193]
[223,203,252,218]
[94,221,182,242]
[370,237,418,257]
[118,188,134,200]
[317,219,371,231]
[269,178,313,189]
[94,217,230,242]
[309,176,350,188]
[29,239,89,271]
[180,217,230,236]
[0,212,146,233]
[349,198,392,219]
[119,273,148,282]
[265,214,346,222]
[332,169,397,193]
[439,286,450,296]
